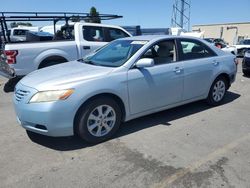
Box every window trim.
[176,38,217,61]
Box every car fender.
[34,49,71,69]
[205,68,232,97]
[73,88,130,121]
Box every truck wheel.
[75,97,122,144]
[38,56,67,69]
[206,76,228,106]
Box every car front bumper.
[13,83,76,137]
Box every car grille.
[15,89,30,102]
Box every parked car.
[242,50,250,75]
[2,22,131,91]
[203,38,237,55]
[204,38,227,48]
[232,38,250,57]
[13,35,237,143]
[9,26,40,42]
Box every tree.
[10,22,32,28]
[85,7,101,23]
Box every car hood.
[20,61,115,90]
[232,44,250,48]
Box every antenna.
[171,0,191,31]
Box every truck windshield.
[84,40,148,67]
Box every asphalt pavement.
[0,63,249,188]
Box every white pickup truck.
[232,38,250,57]
[5,22,131,76]
[2,22,131,91]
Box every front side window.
[84,40,147,67]
[180,39,216,61]
[107,28,130,42]
[141,40,177,65]
[83,26,104,42]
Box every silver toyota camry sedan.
[13,35,237,143]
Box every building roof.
[193,22,250,27]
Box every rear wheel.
[207,76,228,106]
[75,97,122,143]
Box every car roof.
[118,35,205,42]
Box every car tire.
[206,76,228,106]
[75,97,122,144]
[243,70,249,76]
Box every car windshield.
[83,40,148,67]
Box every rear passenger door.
[80,26,131,58]
[80,26,107,57]
[177,39,218,101]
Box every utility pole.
[180,0,185,28]
[171,0,191,31]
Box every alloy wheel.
[212,80,226,102]
[87,105,116,137]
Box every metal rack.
[0,11,123,43]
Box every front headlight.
[29,89,74,103]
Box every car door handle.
[173,67,183,74]
[83,46,91,50]
[213,60,220,66]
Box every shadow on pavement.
[243,74,250,78]
[27,91,240,151]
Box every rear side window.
[106,28,130,42]
[179,39,216,61]
[83,26,104,42]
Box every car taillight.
[234,58,239,66]
[5,50,18,64]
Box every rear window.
[106,28,130,42]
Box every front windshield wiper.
[77,58,96,65]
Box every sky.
[1,0,250,29]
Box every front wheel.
[75,97,122,144]
[207,77,228,106]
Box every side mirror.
[135,58,154,68]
